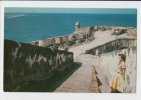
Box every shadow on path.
[17,62,82,92]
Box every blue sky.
[5,8,137,14]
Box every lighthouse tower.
[75,21,80,30]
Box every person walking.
[95,49,99,57]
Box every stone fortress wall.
[29,27,94,47]
[85,38,136,55]
[28,21,136,49]
[99,46,137,93]
[4,39,74,91]
[28,21,95,47]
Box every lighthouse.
[75,21,80,30]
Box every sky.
[4,8,137,14]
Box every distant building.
[75,21,80,30]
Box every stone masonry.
[4,39,74,92]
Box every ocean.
[4,13,137,43]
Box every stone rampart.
[85,38,136,55]
[4,39,74,91]
[99,46,137,93]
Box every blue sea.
[4,13,137,43]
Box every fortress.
[29,21,136,51]
[4,21,137,92]
[29,21,95,48]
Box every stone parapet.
[85,38,136,55]
[4,39,74,91]
[99,46,137,93]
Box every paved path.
[54,54,93,92]
[54,54,109,93]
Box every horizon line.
[4,8,137,14]
[4,12,137,15]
